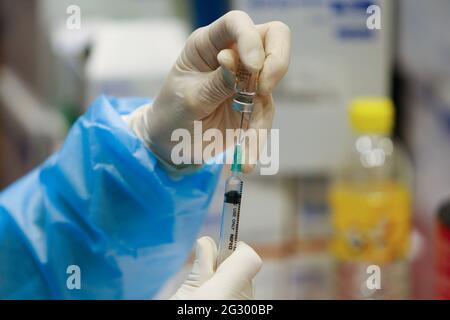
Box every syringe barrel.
[217,175,243,266]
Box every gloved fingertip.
[197,236,217,254]
[204,236,217,248]
[236,241,263,272]
[218,49,238,73]
[194,237,218,280]
[243,48,265,72]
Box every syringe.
[216,63,258,266]
[216,143,244,266]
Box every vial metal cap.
[232,99,254,113]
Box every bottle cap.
[350,97,394,135]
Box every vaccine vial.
[232,63,258,113]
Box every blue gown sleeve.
[0,96,222,299]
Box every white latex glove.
[171,237,262,300]
[126,10,291,172]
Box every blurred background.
[1,0,449,299]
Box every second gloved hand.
[171,237,262,300]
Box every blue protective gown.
[0,96,222,299]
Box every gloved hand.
[125,10,291,172]
[171,237,262,300]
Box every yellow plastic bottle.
[330,98,411,299]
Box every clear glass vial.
[232,63,258,113]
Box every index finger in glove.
[256,21,291,96]
[188,10,265,73]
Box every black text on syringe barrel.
[217,175,243,266]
